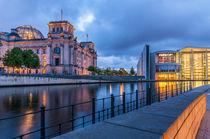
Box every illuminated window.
[43,56,46,60]
[2,64,4,68]
[42,70,46,74]
[158,53,176,63]
[43,61,46,66]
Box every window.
[61,27,63,32]
[43,49,46,54]
[54,47,60,54]
[52,28,55,32]
[57,28,59,32]
[42,70,46,74]
[55,58,59,66]
[43,61,46,66]
[37,49,39,54]
[43,56,46,60]
[36,69,38,74]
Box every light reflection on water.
[0,81,208,138]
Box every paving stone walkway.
[53,85,209,139]
[196,91,210,139]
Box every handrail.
[0,81,194,139]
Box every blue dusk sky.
[1,0,210,70]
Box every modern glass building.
[137,45,210,80]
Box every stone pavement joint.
[104,121,163,135]
[196,90,210,139]
[53,85,209,139]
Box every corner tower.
[48,21,75,40]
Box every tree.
[119,68,128,76]
[104,68,112,75]
[129,67,135,76]
[23,50,34,69]
[23,50,40,73]
[88,66,97,72]
[3,47,23,73]
[3,47,40,73]
[31,53,40,69]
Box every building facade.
[0,20,97,75]
[137,45,210,80]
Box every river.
[0,81,208,139]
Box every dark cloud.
[1,0,210,69]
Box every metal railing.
[0,81,194,139]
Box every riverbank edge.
[0,79,210,88]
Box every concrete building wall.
[137,45,150,80]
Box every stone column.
[64,42,69,65]
[60,44,64,65]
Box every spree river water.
[0,81,208,139]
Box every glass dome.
[15,26,44,40]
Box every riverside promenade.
[196,90,210,139]
[54,85,209,139]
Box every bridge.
[54,85,210,139]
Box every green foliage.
[3,50,13,67]
[88,66,97,72]
[129,67,135,76]
[119,68,128,76]
[3,47,23,68]
[3,47,40,71]
[31,53,40,69]
[89,67,130,76]
[23,50,40,69]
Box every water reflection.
[0,81,208,138]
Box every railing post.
[40,105,45,139]
[92,97,96,124]
[176,83,178,96]
[146,86,151,105]
[171,85,174,97]
[136,90,138,109]
[165,85,168,99]
[103,98,105,120]
[123,92,126,113]
[71,105,74,130]
[180,82,182,94]
[190,81,192,90]
[158,86,160,102]
[111,94,115,117]
[186,82,188,91]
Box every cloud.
[76,12,95,32]
[98,56,138,71]
[1,0,210,69]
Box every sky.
[1,0,210,71]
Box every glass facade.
[155,52,181,80]
[16,26,44,40]
[180,48,210,80]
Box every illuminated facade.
[137,45,210,80]
[0,20,97,75]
